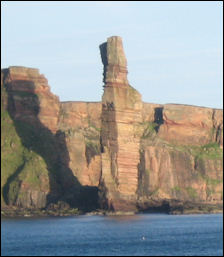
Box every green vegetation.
[141,122,158,139]
[168,142,223,161]
[1,99,24,205]
[88,119,101,133]
[204,176,222,198]
[185,187,197,199]
[1,109,49,205]
[172,186,181,193]
[195,142,223,160]
[203,176,222,186]
[209,127,216,141]
[61,128,79,137]
[85,140,101,166]
[85,140,100,153]
[88,123,101,133]
[1,86,50,206]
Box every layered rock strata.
[138,103,223,210]
[1,67,54,208]
[1,67,100,210]
[3,66,60,133]
[1,37,223,214]
[99,36,143,211]
[58,101,101,186]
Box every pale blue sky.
[1,1,223,108]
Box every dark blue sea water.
[1,213,223,256]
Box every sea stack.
[99,36,143,212]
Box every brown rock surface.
[58,101,102,186]
[99,36,142,211]
[100,36,128,86]
[4,66,60,133]
[212,109,223,148]
[158,104,215,145]
[138,145,223,203]
[1,37,223,214]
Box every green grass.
[141,122,158,139]
[88,121,101,133]
[1,85,50,206]
[1,109,24,185]
[167,142,223,161]
[196,142,223,160]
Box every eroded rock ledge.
[1,36,223,215]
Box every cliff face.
[1,67,55,209]
[4,66,60,132]
[58,101,101,187]
[1,37,223,213]
[1,67,99,211]
[158,104,223,146]
[98,37,223,212]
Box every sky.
[1,1,223,109]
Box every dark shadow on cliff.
[99,42,108,84]
[154,107,164,132]
[3,76,99,212]
[137,149,150,197]
[137,199,171,214]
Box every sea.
[1,213,223,256]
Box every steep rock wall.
[1,37,223,213]
[58,101,101,186]
[1,67,100,210]
[4,66,60,133]
[1,68,52,209]
[158,104,223,146]
[99,36,142,211]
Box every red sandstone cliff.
[58,101,101,187]
[4,66,60,133]
[99,36,143,211]
[1,37,223,213]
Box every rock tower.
[99,36,143,211]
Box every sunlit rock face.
[1,37,223,213]
[58,101,102,187]
[157,104,223,147]
[99,36,143,211]
[4,66,60,133]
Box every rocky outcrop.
[1,67,100,210]
[1,69,51,209]
[58,101,101,186]
[99,36,143,211]
[157,104,223,146]
[1,36,223,214]
[4,66,60,133]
